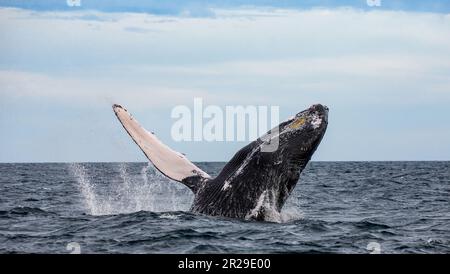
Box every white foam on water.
[262,206,304,223]
[280,206,304,223]
[69,162,193,216]
[160,213,180,220]
[244,187,304,223]
[259,203,304,223]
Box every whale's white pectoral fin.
[113,104,210,182]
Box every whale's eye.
[289,117,306,129]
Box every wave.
[354,219,391,230]
[0,206,52,216]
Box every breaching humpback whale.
[113,104,328,221]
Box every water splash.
[244,187,304,223]
[280,206,304,223]
[68,163,98,215]
[69,162,193,216]
[69,162,303,221]
[260,205,304,223]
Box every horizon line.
[1,160,449,164]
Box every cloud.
[0,70,212,109]
[0,7,450,161]
[0,69,281,109]
[1,7,450,107]
[2,7,450,68]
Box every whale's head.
[259,104,328,187]
[275,104,328,167]
[250,104,328,214]
[262,104,328,152]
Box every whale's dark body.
[113,104,328,221]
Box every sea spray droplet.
[69,162,193,216]
[68,163,98,215]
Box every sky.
[0,0,450,162]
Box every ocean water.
[0,162,448,254]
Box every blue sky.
[1,1,450,162]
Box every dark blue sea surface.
[0,162,448,254]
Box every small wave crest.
[354,219,391,230]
